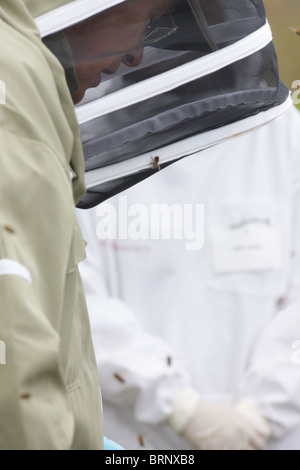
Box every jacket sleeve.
[237,109,300,439]
[77,207,191,425]
[0,259,75,450]
[0,129,75,450]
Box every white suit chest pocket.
[205,200,291,297]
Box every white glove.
[168,388,272,450]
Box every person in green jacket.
[0,0,104,450]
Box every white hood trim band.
[36,0,125,37]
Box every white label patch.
[0,259,33,284]
[210,203,282,274]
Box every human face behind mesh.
[64,0,173,104]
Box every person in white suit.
[76,105,300,450]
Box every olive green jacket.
[0,0,103,449]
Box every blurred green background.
[264,0,300,109]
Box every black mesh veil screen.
[41,0,289,209]
[80,43,281,172]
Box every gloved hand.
[168,388,271,450]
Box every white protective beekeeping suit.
[77,105,300,450]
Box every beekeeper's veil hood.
[28,0,291,208]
